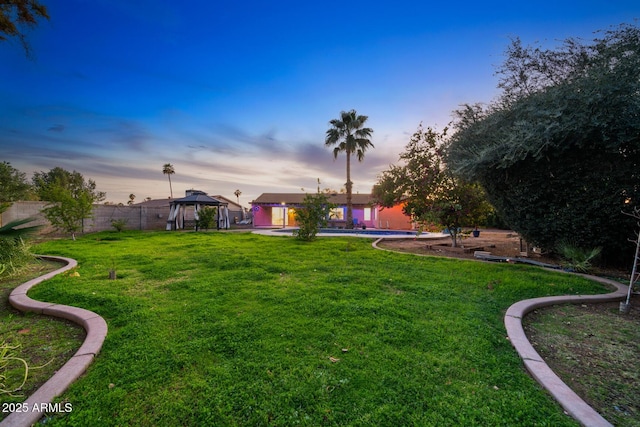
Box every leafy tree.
[373,124,493,247]
[162,163,175,198]
[325,109,374,229]
[0,161,33,214]
[0,0,49,56]
[128,193,135,205]
[446,24,640,263]
[293,192,335,241]
[33,167,106,239]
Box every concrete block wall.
[1,202,169,234]
[86,204,168,232]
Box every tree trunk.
[345,152,353,229]
[450,229,458,247]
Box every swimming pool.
[258,228,443,238]
[315,228,419,236]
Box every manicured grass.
[13,231,609,426]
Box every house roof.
[251,193,375,206]
[211,195,243,210]
[133,198,173,208]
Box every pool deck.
[252,227,449,239]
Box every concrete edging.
[372,238,628,427]
[1,256,108,427]
[504,272,627,427]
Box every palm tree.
[162,163,175,198]
[325,110,374,229]
[233,189,242,205]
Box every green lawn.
[6,231,609,426]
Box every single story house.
[250,193,414,230]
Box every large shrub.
[446,24,640,264]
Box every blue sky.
[1,1,639,205]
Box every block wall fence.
[1,202,169,235]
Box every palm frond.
[0,218,41,240]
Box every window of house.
[330,207,344,220]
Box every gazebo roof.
[170,193,228,206]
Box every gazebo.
[166,190,230,230]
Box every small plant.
[109,258,117,280]
[557,242,602,273]
[196,207,217,230]
[293,192,335,241]
[110,219,128,232]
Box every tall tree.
[0,0,49,56]
[325,109,374,229]
[446,24,640,264]
[234,189,241,205]
[373,124,492,247]
[33,167,106,240]
[162,163,175,199]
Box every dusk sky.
[1,1,639,205]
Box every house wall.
[377,204,414,230]
[252,205,273,227]
[1,201,169,234]
[350,207,378,229]
[251,204,379,228]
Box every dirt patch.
[524,296,640,427]
[376,229,640,426]
[378,229,549,262]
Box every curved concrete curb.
[505,273,627,427]
[372,238,628,427]
[1,256,108,427]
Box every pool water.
[274,228,420,236]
